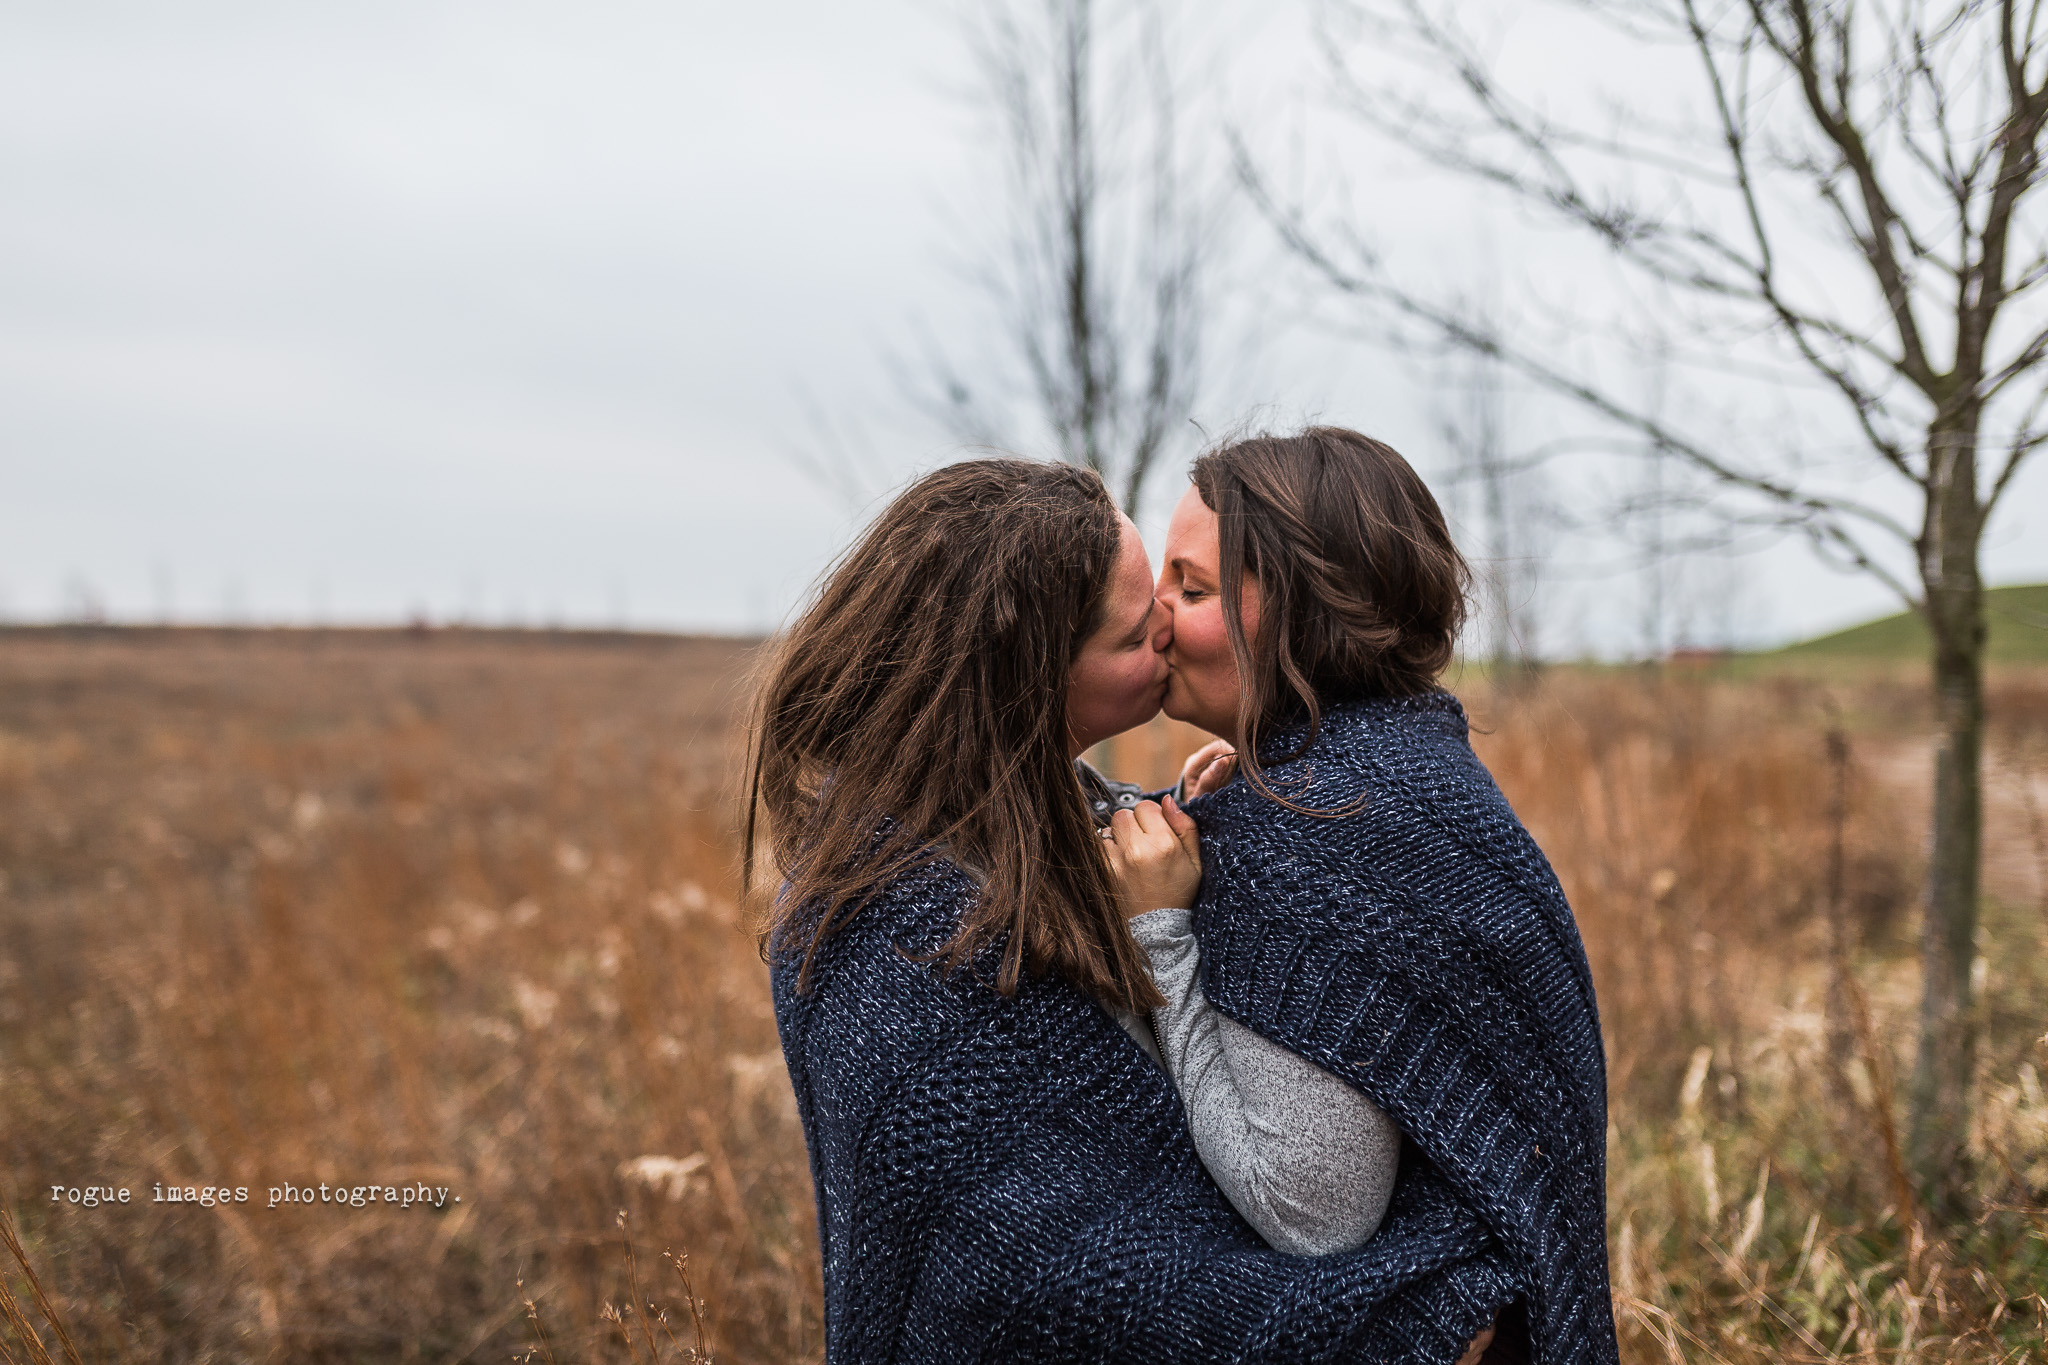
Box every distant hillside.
[1777,583,2048,662]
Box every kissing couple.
[748,427,1616,1364]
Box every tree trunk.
[1906,413,1987,1216]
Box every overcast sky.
[3,1,2043,652]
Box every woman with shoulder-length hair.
[1127,426,1620,1365]
[750,456,1518,1365]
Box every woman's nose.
[1149,597,1174,651]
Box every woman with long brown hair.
[1116,426,1620,1365]
[750,456,1520,1364]
[747,456,1178,1016]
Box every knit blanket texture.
[1188,690,1619,1365]
[772,855,1526,1362]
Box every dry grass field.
[1,628,2044,1363]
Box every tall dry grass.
[1,630,2043,1362]
[1468,673,2048,1362]
[1,630,812,1363]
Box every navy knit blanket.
[772,855,1525,1362]
[1188,691,1619,1365]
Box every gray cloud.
[1,1,2040,646]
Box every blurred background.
[6,0,2044,652]
[2,2,2045,1363]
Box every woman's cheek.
[1191,610,1241,707]
[1190,605,1230,668]
[1126,651,1165,706]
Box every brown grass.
[1,629,2043,1363]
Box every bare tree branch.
[1262,0,2048,1205]
[1986,382,2048,510]
[948,0,1213,511]
[787,0,1217,513]
[1755,0,1942,390]
[1686,0,1926,480]
[1237,138,1920,561]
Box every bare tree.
[919,0,1215,512]
[1240,0,2048,1209]
[1433,343,1550,676]
[1616,358,1748,660]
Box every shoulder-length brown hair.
[1192,426,1468,809]
[744,458,1164,1013]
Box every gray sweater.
[1076,759,1400,1257]
[1115,908,1401,1257]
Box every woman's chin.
[1159,686,1193,725]
[1161,687,1229,739]
[1091,700,1166,749]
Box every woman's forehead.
[1166,486,1218,555]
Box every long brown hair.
[1191,426,1468,810]
[744,458,1165,1013]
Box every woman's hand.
[1177,739,1238,800]
[1102,796,1202,917]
